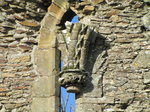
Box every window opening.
[60,61,76,112]
[71,16,79,23]
[60,14,79,112]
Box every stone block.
[144,72,150,84]
[32,76,59,97]
[13,33,27,39]
[76,97,114,104]
[18,44,31,51]
[142,12,150,30]
[93,0,104,4]
[9,54,30,63]
[19,20,39,27]
[144,0,150,2]
[105,0,121,5]
[40,13,57,31]
[31,97,59,112]
[1,73,16,77]
[133,51,150,68]
[0,0,8,7]
[38,29,56,48]
[52,0,69,9]
[106,9,120,17]
[0,59,7,63]
[0,88,8,92]
[134,2,143,8]
[0,93,6,97]
[110,15,121,22]
[48,3,65,20]
[34,48,60,76]
[8,41,19,48]
[83,6,95,13]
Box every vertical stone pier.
[31,0,69,112]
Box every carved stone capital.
[58,23,98,93]
[58,69,88,93]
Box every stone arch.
[32,0,101,111]
[32,0,79,112]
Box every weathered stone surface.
[18,44,31,51]
[0,0,50,111]
[52,0,69,9]
[8,41,19,48]
[106,9,120,17]
[133,51,150,68]
[20,20,39,27]
[74,0,150,112]
[31,98,52,112]
[13,34,27,39]
[83,6,95,13]
[1,73,16,77]
[105,0,121,5]
[48,3,65,20]
[32,76,59,97]
[31,97,59,112]
[110,15,121,22]
[34,48,60,76]
[9,54,30,63]
[93,0,104,4]
[142,12,150,30]
[0,0,8,6]
[38,29,56,48]
[144,72,150,84]
[77,97,114,104]
[0,0,150,112]
[144,0,150,2]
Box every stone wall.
[0,0,150,112]
[75,0,150,112]
[0,0,51,111]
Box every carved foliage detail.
[58,23,98,93]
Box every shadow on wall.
[59,7,110,110]
[57,8,76,30]
[80,33,110,97]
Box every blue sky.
[61,16,79,112]
[60,61,76,112]
[61,87,76,112]
[71,16,79,23]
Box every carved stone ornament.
[58,23,98,93]
[59,69,88,93]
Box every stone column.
[31,0,69,112]
[32,47,60,112]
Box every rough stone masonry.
[0,0,150,112]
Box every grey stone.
[133,51,150,68]
[144,0,150,2]
[0,0,150,112]
[8,41,19,47]
[144,72,150,84]
[32,76,59,97]
[0,13,6,22]
[3,37,15,42]
[13,34,27,39]
[31,97,59,112]
[0,106,6,112]
[0,0,8,6]
[142,12,150,30]
[34,48,59,76]
[0,103,2,110]
[76,97,114,104]
[11,109,17,112]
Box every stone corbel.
[58,23,98,93]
